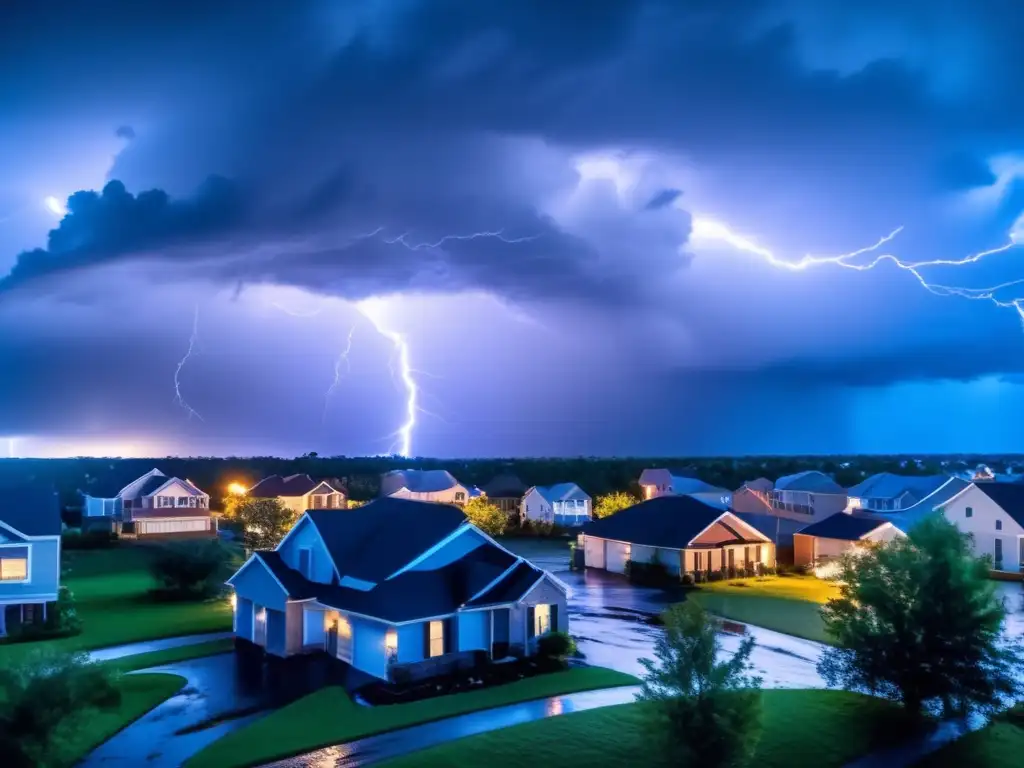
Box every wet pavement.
[86,631,233,663]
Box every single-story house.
[227,498,569,682]
[935,482,1024,573]
[579,495,775,578]
[480,474,527,520]
[793,513,905,575]
[81,468,214,536]
[522,484,592,526]
[846,473,951,513]
[248,474,348,515]
[380,469,471,505]
[637,467,700,500]
[0,485,62,638]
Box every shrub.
[707,569,724,582]
[681,572,695,587]
[629,559,672,587]
[149,539,232,600]
[462,497,508,537]
[61,529,119,550]
[536,631,576,666]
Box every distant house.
[731,478,774,515]
[846,473,951,513]
[81,468,214,536]
[768,471,847,521]
[480,474,527,520]
[0,486,62,638]
[637,467,700,500]
[248,474,347,516]
[380,470,471,505]
[227,498,569,681]
[936,482,1024,573]
[793,513,905,575]
[580,495,775,577]
[522,484,592,526]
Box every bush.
[149,539,232,600]
[1,587,82,644]
[462,497,508,537]
[536,631,576,666]
[61,529,119,550]
[681,572,695,587]
[629,559,672,587]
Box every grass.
[916,706,1024,767]
[0,545,234,663]
[379,689,902,768]
[63,672,186,766]
[187,666,638,768]
[103,637,235,673]
[688,575,839,644]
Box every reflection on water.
[546,697,564,716]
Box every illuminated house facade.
[522,483,592,526]
[227,498,569,682]
[247,474,347,516]
[380,469,472,505]
[81,468,213,536]
[0,486,62,638]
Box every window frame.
[534,603,552,636]
[428,620,445,658]
[0,544,31,583]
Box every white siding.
[522,489,552,523]
[940,486,1024,572]
[388,485,470,505]
[604,541,630,574]
[583,535,605,568]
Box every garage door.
[584,536,606,569]
[138,518,211,535]
[605,541,631,574]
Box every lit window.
[534,604,552,636]
[0,557,27,581]
[385,629,398,661]
[429,620,445,657]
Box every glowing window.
[534,604,552,636]
[0,557,27,581]
[385,629,398,661]
[429,620,445,657]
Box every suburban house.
[81,468,214,536]
[731,478,774,515]
[637,467,700,500]
[935,482,1024,574]
[480,474,527,520]
[793,513,905,576]
[380,470,471,505]
[0,486,62,638]
[227,498,569,682]
[768,471,847,521]
[522,484,592,526]
[580,495,775,578]
[846,473,951,513]
[248,474,348,515]
[885,476,971,530]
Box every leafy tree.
[594,490,637,519]
[0,650,121,768]
[638,601,762,767]
[818,514,1024,719]
[233,497,295,553]
[462,497,508,537]
[149,539,233,600]
[347,499,368,509]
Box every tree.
[594,491,637,519]
[0,650,121,768]
[149,539,233,600]
[818,513,1024,719]
[462,497,508,536]
[638,601,762,768]
[234,497,295,553]
[347,499,368,509]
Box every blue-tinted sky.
[2,0,1024,458]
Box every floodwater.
[86,631,233,663]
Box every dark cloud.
[644,189,682,211]
[934,152,997,191]
[115,125,136,141]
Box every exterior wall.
[84,496,121,517]
[396,622,426,663]
[0,537,60,603]
[691,522,738,545]
[408,528,487,572]
[285,602,305,655]
[583,535,605,568]
[230,559,289,612]
[769,491,848,522]
[301,605,326,651]
[278,495,308,518]
[143,479,209,511]
[794,534,815,567]
[235,597,254,641]
[939,486,1024,572]
[307,489,347,510]
[352,616,389,679]
[522,490,551,523]
[389,485,469,505]
[278,517,335,584]
[458,610,489,651]
[266,608,287,656]
[137,518,211,535]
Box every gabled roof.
[775,470,845,494]
[134,474,175,497]
[530,483,590,503]
[385,469,462,493]
[847,473,950,501]
[971,483,1024,528]
[465,561,545,607]
[733,512,806,546]
[304,498,468,583]
[582,495,764,548]
[886,476,971,529]
[639,467,699,486]
[0,485,62,537]
[480,474,526,498]
[738,478,774,493]
[795,512,899,541]
[249,474,345,499]
[670,478,731,496]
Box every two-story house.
[81,468,214,536]
[936,482,1024,574]
[522,484,592,526]
[637,467,700,500]
[766,471,847,522]
[227,498,569,681]
[0,486,62,638]
[380,469,471,505]
[845,473,951,513]
[731,478,775,515]
[247,474,347,516]
[480,474,527,520]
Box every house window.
[385,629,398,662]
[312,495,325,509]
[534,604,552,636]
[428,620,445,657]
[176,496,189,507]
[966,506,973,518]
[455,492,466,502]
[996,520,1003,531]
[0,552,28,581]
[694,551,702,571]
[995,539,1003,565]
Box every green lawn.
[187,666,638,768]
[688,575,838,644]
[0,546,233,663]
[63,672,186,766]
[104,638,235,673]
[916,706,1024,767]
[379,689,902,768]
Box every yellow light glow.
[385,629,398,650]
[227,483,248,496]
[229,593,237,609]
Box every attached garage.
[793,513,905,573]
[136,517,211,535]
[584,536,606,568]
[604,541,631,574]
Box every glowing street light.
[227,482,248,496]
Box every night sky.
[2,1,1024,459]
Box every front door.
[326,618,338,657]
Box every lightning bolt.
[690,218,1024,324]
[381,229,540,251]
[323,325,357,424]
[173,305,203,421]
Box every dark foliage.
[536,631,576,666]
[149,539,232,600]
[61,529,119,550]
